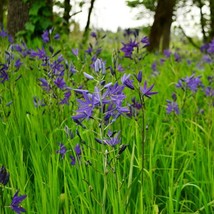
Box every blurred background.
[0,0,213,51]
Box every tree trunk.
[63,0,71,33]
[82,0,96,44]
[210,0,214,39]
[148,0,176,52]
[46,0,53,22]
[0,0,3,27]
[7,0,30,38]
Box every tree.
[63,0,72,33]
[82,0,96,44]
[7,0,30,37]
[148,0,176,52]
[127,0,177,52]
[209,0,214,39]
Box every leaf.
[29,2,45,16]
[25,22,35,33]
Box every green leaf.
[25,22,35,33]
[29,2,46,16]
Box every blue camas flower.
[140,81,158,98]
[166,100,179,114]
[166,93,179,115]
[121,39,138,58]
[10,191,27,214]
[70,144,82,165]
[56,143,67,159]
[121,74,134,90]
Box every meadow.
[0,28,214,214]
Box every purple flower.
[141,36,150,47]
[0,64,9,83]
[104,131,121,147]
[140,81,158,98]
[205,87,214,97]
[136,71,142,83]
[200,43,209,53]
[54,77,66,89]
[121,74,134,90]
[202,55,212,63]
[207,39,214,54]
[184,75,202,92]
[83,72,94,80]
[163,49,171,58]
[10,191,27,214]
[42,30,50,43]
[30,48,47,60]
[15,59,22,69]
[54,33,60,40]
[0,166,10,185]
[60,91,71,105]
[72,92,96,120]
[117,64,124,72]
[166,100,179,114]
[70,144,82,165]
[94,58,106,74]
[56,143,67,158]
[85,46,93,55]
[0,29,8,37]
[39,78,50,91]
[121,39,138,58]
[91,32,97,38]
[174,52,181,62]
[72,48,79,57]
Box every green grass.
[0,32,214,214]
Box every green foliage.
[18,0,53,41]
[126,0,157,11]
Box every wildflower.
[73,92,96,120]
[136,71,142,83]
[121,74,134,90]
[85,46,93,55]
[207,39,214,54]
[42,30,50,43]
[104,131,121,147]
[39,78,50,91]
[141,36,150,47]
[202,55,212,63]
[200,43,209,53]
[90,32,97,38]
[140,81,158,98]
[70,144,82,165]
[83,72,94,80]
[10,191,27,214]
[205,87,214,97]
[54,77,66,89]
[15,59,22,69]
[184,75,202,92]
[121,39,138,58]
[166,93,179,114]
[117,64,124,72]
[163,49,171,58]
[72,48,79,57]
[94,58,106,74]
[60,91,71,105]
[174,52,181,62]
[0,64,9,83]
[166,100,179,114]
[0,166,10,185]
[54,33,60,40]
[56,143,67,158]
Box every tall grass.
[0,31,213,214]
